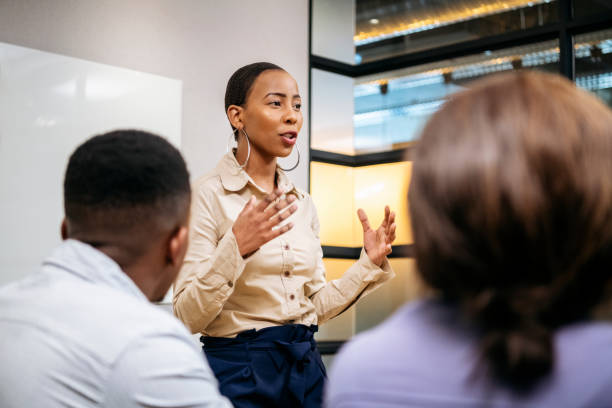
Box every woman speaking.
[173,62,396,408]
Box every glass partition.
[311,0,559,65]
[356,0,558,63]
[353,39,559,153]
[573,0,612,19]
[575,29,612,108]
[310,161,413,247]
[316,257,425,348]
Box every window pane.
[356,0,558,63]
[354,40,559,153]
[316,257,425,344]
[310,161,413,247]
[311,0,356,64]
[573,0,612,19]
[311,68,355,154]
[575,29,612,109]
[312,0,559,65]
[355,258,424,333]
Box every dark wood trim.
[307,0,313,193]
[311,55,355,77]
[310,148,413,167]
[316,340,345,355]
[566,11,612,35]
[353,23,563,78]
[311,23,564,79]
[353,148,414,166]
[322,244,414,259]
[559,0,576,80]
[321,246,361,259]
[309,149,357,166]
[310,10,612,80]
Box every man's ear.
[167,226,189,266]
[227,104,244,131]
[61,218,69,240]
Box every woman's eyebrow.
[264,92,287,98]
[264,92,301,99]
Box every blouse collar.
[216,151,303,199]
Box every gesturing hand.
[358,206,397,267]
[232,188,297,258]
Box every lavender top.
[326,298,612,408]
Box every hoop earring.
[227,128,250,169]
[279,147,300,172]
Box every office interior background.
[1,0,612,367]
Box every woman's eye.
[270,101,281,107]
[294,103,302,110]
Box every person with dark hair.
[0,130,232,408]
[325,71,612,407]
[172,62,397,408]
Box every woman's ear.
[227,105,243,131]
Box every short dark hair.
[64,129,191,237]
[224,62,284,136]
[409,72,612,390]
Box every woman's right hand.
[232,188,297,257]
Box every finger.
[269,203,297,226]
[386,210,396,235]
[382,205,390,228]
[387,224,397,244]
[241,196,256,213]
[357,208,371,232]
[386,244,392,255]
[256,189,282,212]
[268,221,294,240]
[264,194,296,217]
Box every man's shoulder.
[0,275,193,361]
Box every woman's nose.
[283,107,298,124]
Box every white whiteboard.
[0,42,182,287]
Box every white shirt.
[0,239,232,408]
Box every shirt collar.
[216,151,303,199]
[43,239,148,301]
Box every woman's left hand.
[358,206,396,267]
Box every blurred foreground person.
[0,130,232,408]
[325,72,612,407]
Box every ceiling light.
[369,18,379,25]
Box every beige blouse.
[173,152,395,337]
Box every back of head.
[64,129,191,260]
[409,71,612,389]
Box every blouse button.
[227,281,234,288]
[284,244,290,250]
[289,294,295,300]
[284,271,291,277]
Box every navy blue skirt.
[202,324,326,408]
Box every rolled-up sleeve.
[304,198,395,325]
[173,182,248,334]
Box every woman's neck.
[235,140,277,193]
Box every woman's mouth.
[280,132,297,146]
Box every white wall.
[312,0,355,64]
[0,42,183,285]
[0,0,310,189]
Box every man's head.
[62,129,191,301]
